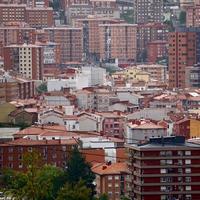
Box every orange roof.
[92,162,129,175]
[0,138,77,146]
[14,125,67,136]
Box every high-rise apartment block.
[128,136,200,200]
[99,24,137,63]
[0,26,36,56]
[0,4,53,28]
[133,0,164,24]
[44,27,83,63]
[168,27,200,89]
[4,44,44,80]
[185,3,200,27]
[75,17,123,61]
[137,23,168,61]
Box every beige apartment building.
[4,44,44,80]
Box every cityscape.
[0,0,200,200]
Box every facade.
[127,136,200,200]
[125,120,167,144]
[99,24,137,63]
[92,162,130,200]
[185,63,200,88]
[133,0,164,24]
[168,27,200,89]
[4,44,44,80]
[147,40,167,63]
[75,17,122,61]
[0,138,77,171]
[186,5,200,27]
[25,7,53,28]
[0,26,36,57]
[0,4,53,28]
[44,27,83,63]
[174,118,200,139]
[137,23,168,62]
[137,64,167,82]
[0,74,35,104]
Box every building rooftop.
[92,162,129,175]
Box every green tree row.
[1,147,130,200]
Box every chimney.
[102,166,107,170]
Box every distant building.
[134,0,164,24]
[99,23,137,64]
[44,27,83,63]
[125,119,167,143]
[147,40,167,63]
[0,74,35,104]
[0,4,53,28]
[168,27,200,88]
[4,44,44,80]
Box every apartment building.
[92,162,130,200]
[147,40,167,63]
[4,43,44,80]
[133,0,164,24]
[168,27,200,89]
[127,136,200,200]
[186,4,200,27]
[0,74,35,104]
[75,17,122,61]
[44,27,83,63]
[0,4,53,28]
[137,23,168,62]
[99,23,137,63]
[0,138,77,171]
[0,26,36,57]
[25,7,53,28]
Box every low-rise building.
[92,162,130,200]
[125,119,167,144]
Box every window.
[185,177,191,183]
[19,163,23,168]
[115,176,119,180]
[161,186,166,191]
[108,176,112,180]
[185,168,191,173]
[161,169,167,174]
[185,151,191,156]
[185,186,191,191]
[8,147,13,153]
[185,160,191,165]
[115,183,119,187]
[28,147,32,152]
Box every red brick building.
[0,25,36,57]
[0,138,77,171]
[44,27,83,63]
[128,136,200,200]
[147,40,167,63]
[168,27,200,89]
[4,44,44,80]
[92,162,130,200]
[0,4,53,28]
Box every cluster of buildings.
[2,0,200,199]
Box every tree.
[65,147,95,198]
[179,11,186,25]
[98,194,109,200]
[56,181,91,200]
[36,82,47,94]
[3,151,64,200]
[66,147,95,185]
